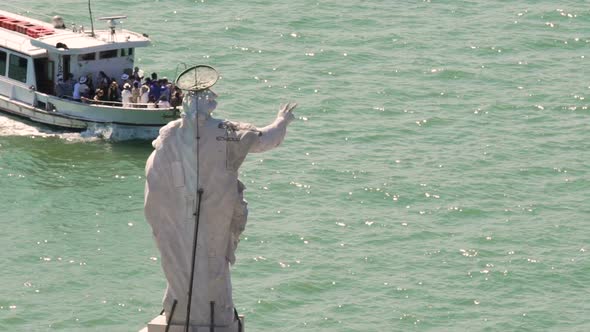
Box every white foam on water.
[0,114,160,142]
[0,114,80,139]
[86,123,161,141]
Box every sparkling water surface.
[1,0,589,331]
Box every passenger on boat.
[121,83,133,107]
[85,74,95,99]
[139,82,150,106]
[57,73,75,98]
[151,72,158,81]
[159,77,171,101]
[93,88,105,104]
[98,71,110,91]
[55,74,66,98]
[131,81,140,104]
[156,94,171,108]
[170,85,183,107]
[149,79,161,102]
[132,66,143,81]
[107,80,121,102]
[73,76,89,101]
[120,73,131,89]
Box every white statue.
[144,87,296,331]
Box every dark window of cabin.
[128,48,134,56]
[0,51,6,76]
[62,55,71,78]
[8,54,28,83]
[99,50,118,59]
[78,53,96,61]
[120,48,127,57]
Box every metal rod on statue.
[165,299,178,332]
[210,301,215,332]
[185,88,204,332]
[234,308,242,332]
[174,67,219,332]
[185,188,203,332]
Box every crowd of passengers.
[55,67,183,108]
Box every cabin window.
[119,48,133,57]
[8,54,28,83]
[62,55,71,79]
[0,51,6,76]
[78,53,96,61]
[99,50,118,59]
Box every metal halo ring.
[175,65,219,92]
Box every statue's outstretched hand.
[277,102,297,124]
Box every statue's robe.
[145,111,291,331]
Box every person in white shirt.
[139,82,150,106]
[121,83,133,107]
[156,94,171,108]
[72,76,89,101]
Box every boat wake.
[0,115,159,142]
[84,123,160,141]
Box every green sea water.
[1,0,589,331]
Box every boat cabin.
[0,9,149,102]
[0,9,177,130]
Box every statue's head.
[182,89,218,118]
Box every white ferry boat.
[0,9,179,131]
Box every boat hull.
[0,91,179,130]
[0,94,87,129]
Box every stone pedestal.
[140,314,244,332]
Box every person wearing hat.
[73,76,89,101]
[121,82,133,108]
[139,81,151,107]
[119,73,130,88]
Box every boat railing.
[69,96,177,110]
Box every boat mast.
[88,0,95,37]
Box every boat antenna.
[88,0,95,37]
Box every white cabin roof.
[0,10,150,57]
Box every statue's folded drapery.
[144,91,295,330]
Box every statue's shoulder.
[157,119,183,139]
[160,119,183,135]
[152,119,183,149]
[220,120,260,135]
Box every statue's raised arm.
[249,102,297,153]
